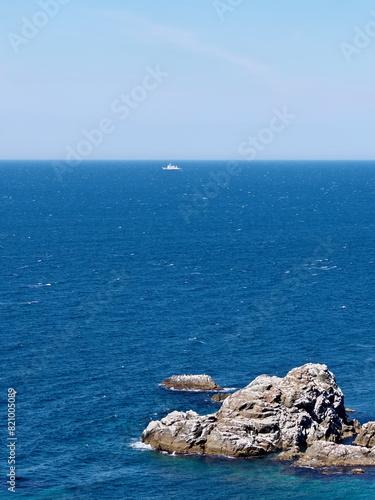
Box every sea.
[0,160,375,499]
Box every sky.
[1,0,375,160]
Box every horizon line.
[0,159,375,163]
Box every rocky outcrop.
[161,374,223,391]
[293,441,375,468]
[354,422,375,448]
[142,364,358,457]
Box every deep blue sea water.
[1,160,375,499]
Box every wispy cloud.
[90,8,276,86]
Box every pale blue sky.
[1,0,375,160]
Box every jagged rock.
[211,393,230,403]
[354,422,375,448]
[293,441,375,468]
[161,374,223,391]
[143,364,358,457]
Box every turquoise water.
[0,161,374,499]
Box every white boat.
[162,163,181,170]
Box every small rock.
[211,393,230,403]
[348,469,365,475]
[161,374,223,391]
[275,449,302,461]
